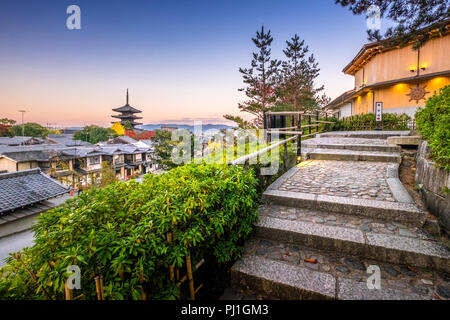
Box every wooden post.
[297,114,302,159]
[316,111,319,134]
[308,115,312,135]
[65,283,73,300]
[167,232,175,281]
[186,254,195,300]
[281,115,286,140]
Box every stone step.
[302,137,400,153]
[317,131,411,140]
[263,189,426,227]
[304,143,400,153]
[305,149,402,163]
[256,205,450,273]
[231,239,450,300]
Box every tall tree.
[278,34,327,111]
[225,26,281,128]
[0,118,16,137]
[335,0,449,49]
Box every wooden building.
[327,21,450,118]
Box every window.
[89,156,100,165]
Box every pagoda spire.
[126,88,129,105]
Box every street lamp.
[18,110,27,137]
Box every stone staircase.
[226,131,450,300]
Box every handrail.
[266,130,304,135]
[230,136,297,165]
[266,111,334,116]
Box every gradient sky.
[0,0,386,127]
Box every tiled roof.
[0,137,36,146]
[112,104,142,113]
[0,168,69,214]
[46,135,92,147]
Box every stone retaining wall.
[415,140,450,233]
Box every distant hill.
[138,123,235,132]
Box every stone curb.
[267,165,300,191]
[386,164,414,203]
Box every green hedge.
[415,85,450,170]
[0,164,259,300]
[328,113,411,131]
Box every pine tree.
[224,26,281,128]
[278,34,326,111]
[335,0,449,49]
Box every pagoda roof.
[112,114,143,120]
[112,104,142,113]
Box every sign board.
[375,102,383,122]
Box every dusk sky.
[0,0,388,127]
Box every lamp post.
[18,110,27,138]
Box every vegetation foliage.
[7,122,49,138]
[0,164,259,300]
[224,26,329,129]
[415,85,450,170]
[327,113,411,131]
[73,126,118,144]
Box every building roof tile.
[0,168,69,214]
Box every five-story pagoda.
[111,89,143,128]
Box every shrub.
[415,85,450,170]
[0,163,259,300]
[328,113,411,131]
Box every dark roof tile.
[0,168,69,214]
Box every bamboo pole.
[95,276,104,300]
[65,283,73,300]
[186,254,195,300]
[100,275,105,300]
[177,259,204,286]
[167,232,175,281]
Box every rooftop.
[0,168,70,214]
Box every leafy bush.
[73,126,118,144]
[328,113,411,131]
[415,85,450,170]
[8,122,49,138]
[0,164,259,300]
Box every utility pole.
[18,110,27,137]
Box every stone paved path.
[226,131,450,300]
[278,160,395,201]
